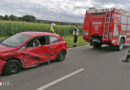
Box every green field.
[0,20,88,47]
[0,21,83,36]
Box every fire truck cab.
[83,8,130,50]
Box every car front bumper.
[0,59,7,75]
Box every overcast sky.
[0,0,130,23]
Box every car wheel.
[57,50,66,62]
[3,60,22,75]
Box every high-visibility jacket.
[50,28,56,34]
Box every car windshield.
[1,33,31,48]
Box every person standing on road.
[72,24,79,47]
[50,23,56,34]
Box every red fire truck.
[83,8,130,50]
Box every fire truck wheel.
[117,39,125,51]
[3,59,22,75]
[93,43,102,48]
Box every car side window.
[50,36,60,44]
[26,36,48,48]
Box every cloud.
[0,0,130,23]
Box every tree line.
[0,14,83,25]
[0,15,36,22]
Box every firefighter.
[50,23,56,34]
[72,24,79,47]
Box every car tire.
[57,50,66,62]
[3,59,22,75]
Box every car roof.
[20,32,60,37]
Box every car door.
[21,45,42,67]
[38,36,51,63]
[20,36,50,67]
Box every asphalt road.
[0,45,130,90]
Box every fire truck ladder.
[103,9,111,40]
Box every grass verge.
[62,35,89,48]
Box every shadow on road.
[87,45,129,53]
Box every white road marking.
[36,68,84,90]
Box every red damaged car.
[0,32,67,75]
